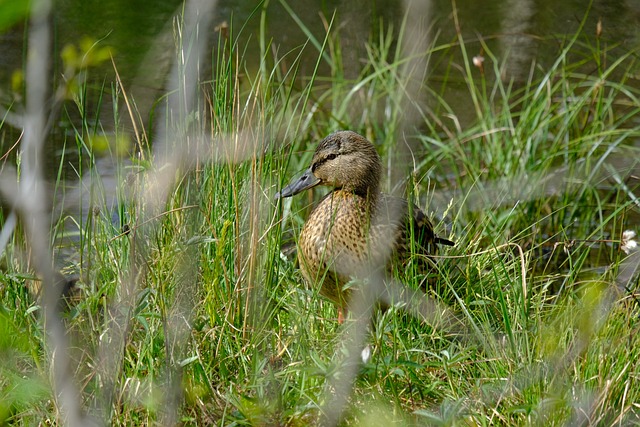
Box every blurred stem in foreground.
[0,0,86,424]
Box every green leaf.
[0,0,29,32]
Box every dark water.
[1,0,638,143]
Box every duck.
[276,130,454,322]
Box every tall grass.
[1,1,640,425]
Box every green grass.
[1,4,640,426]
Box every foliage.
[1,2,640,425]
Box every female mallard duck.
[277,131,453,322]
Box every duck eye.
[326,153,337,161]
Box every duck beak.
[276,168,321,199]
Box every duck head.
[277,131,382,199]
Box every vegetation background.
[0,0,639,425]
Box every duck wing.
[373,194,454,261]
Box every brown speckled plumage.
[277,131,454,319]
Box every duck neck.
[348,183,380,206]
